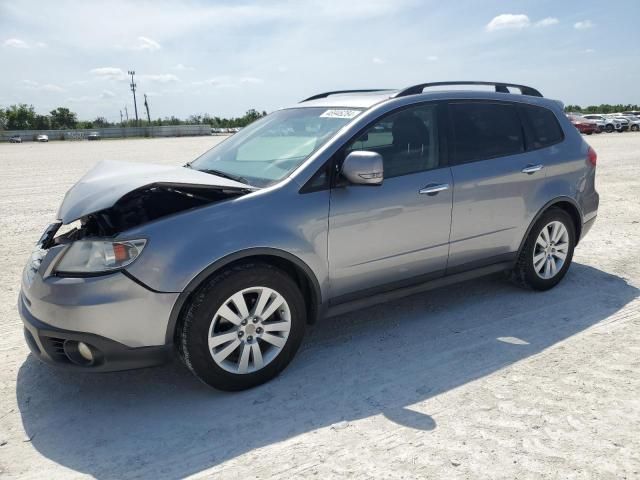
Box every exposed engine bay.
[46,183,248,247]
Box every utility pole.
[124,105,129,122]
[128,70,139,126]
[143,94,151,124]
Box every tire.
[586,132,592,135]
[511,208,576,291]
[632,125,639,132]
[178,262,306,391]
[605,124,614,133]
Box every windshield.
[189,107,363,187]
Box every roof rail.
[300,89,392,103]
[395,81,543,98]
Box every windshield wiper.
[197,168,250,186]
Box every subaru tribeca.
[19,81,599,390]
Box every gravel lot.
[0,134,639,479]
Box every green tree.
[34,114,51,130]
[0,108,6,130]
[5,104,37,129]
[49,107,77,129]
[91,116,111,128]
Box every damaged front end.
[47,182,248,246]
[29,160,253,279]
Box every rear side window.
[519,104,564,150]
[449,102,524,164]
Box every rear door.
[328,102,453,300]
[446,100,555,271]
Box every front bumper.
[19,241,181,371]
[19,293,172,371]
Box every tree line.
[0,104,268,130]
[564,104,640,114]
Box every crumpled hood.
[57,160,249,224]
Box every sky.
[1,0,639,122]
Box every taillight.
[587,146,597,166]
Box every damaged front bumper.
[19,247,180,371]
[20,294,173,371]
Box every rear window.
[519,104,564,150]
[449,102,524,164]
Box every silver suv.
[19,81,599,390]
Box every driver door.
[328,103,453,301]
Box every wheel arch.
[165,248,323,344]
[517,197,583,259]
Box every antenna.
[128,70,139,126]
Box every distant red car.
[567,115,598,135]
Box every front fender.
[122,185,330,297]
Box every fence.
[0,125,211,142]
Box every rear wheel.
[178,263,306,391]
[512,208,576,291]
[631,125,639,132]
[605,124,614,133]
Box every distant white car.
[582,115,623,133]
[36,134,49,142]
[615,114,640,132]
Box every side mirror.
[342,151,384,186]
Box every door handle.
[419,183,450,195]
[521,164,544,174]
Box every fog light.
[77,342,94,361]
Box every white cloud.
[239,76,263,84]
[21,80,64,92]
[134,36,161,51]
[100,90,116,99]
[426,55,438,62]
[173,63,193,71]
[574,20,594,30]
[35,41,48,48]
[90,67,127,81]
[372,57,385,64]
[40,84,65,92]
[584,48,596,54]
[140,73,180,83]
[3,38,29,48]
[486,14,530,32]
[193,76,263,88]
[535,17,559,27]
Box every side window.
[449,102,524,164]
[519,104,564,150]
[347,104,440,178]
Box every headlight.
[55,239,147,274]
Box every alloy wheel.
[533,221,570,280]
[208,286,291,374]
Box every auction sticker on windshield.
[320,109,361,119]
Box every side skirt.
[325,262,513,318]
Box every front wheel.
[511,208,576,291]
[178,262,306,391]
[631,125,639,132]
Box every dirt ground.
[0,134,638,479]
